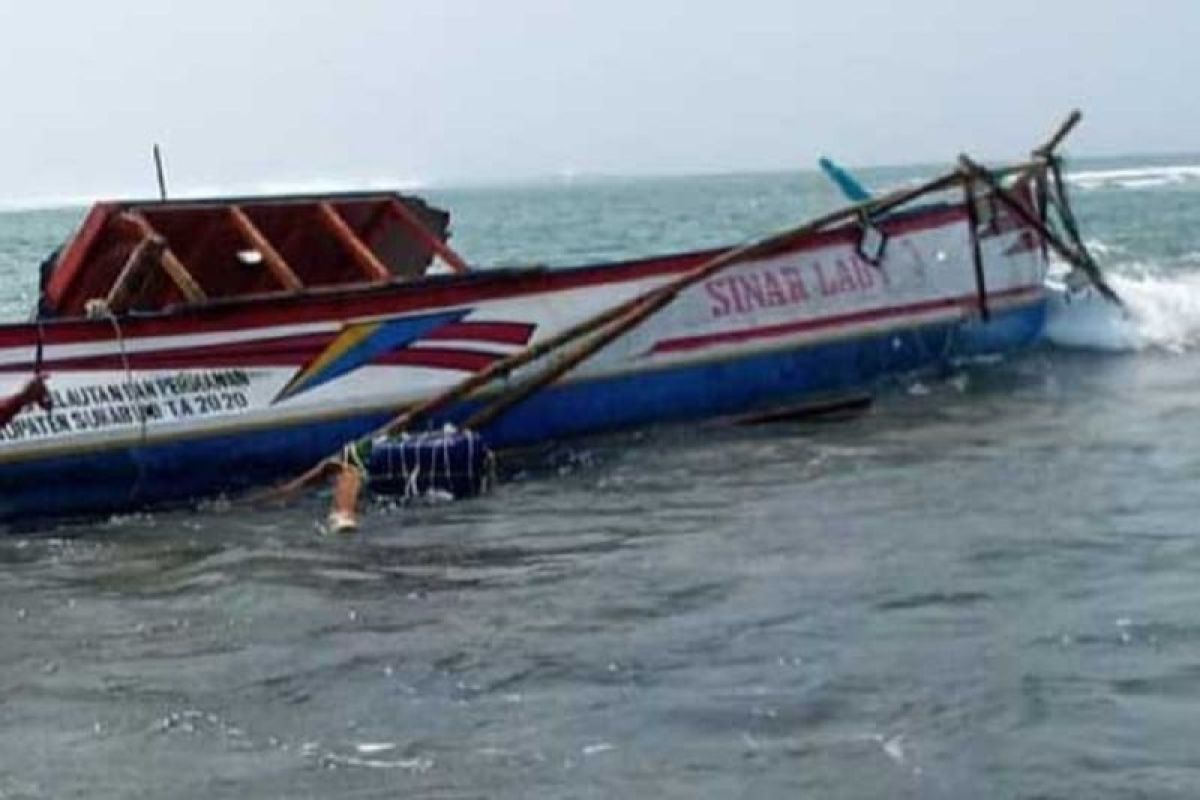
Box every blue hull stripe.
[0,301,1046,523]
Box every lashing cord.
[101,309,149,500]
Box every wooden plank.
[120,212,207,303]
[132,215,225,311]
[45,202,121,310]
[228,206,304,291]
[359,201,392,244]
[385,198,471,273]
[105,235,164,313]
[316,202,391,283]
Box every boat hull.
[0,201,1047,523]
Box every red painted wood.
[386,198,471,273]
[44,202,120,309]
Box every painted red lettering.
[706,279,733,318]
[852,255,878,289]
[761,271,789,307]
[813,261,838,296]
[780,266,810,302]
[834,259,858,293]
[735,274,766,310]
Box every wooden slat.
[385,198,470,273]
[359,202,392,244]
[228,206,304,291]
[120,212,207,303]
[316,202,391,283]
[105,235,164,312]
[46,202,120,310]
[131,215,225,311]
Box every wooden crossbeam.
[106,235,165,312]
[131,215,225,311]
[385,198,470,274]
[228,206,304,291]
[359,202,392,244]
[316,202,391,283]
[119,212,207,303]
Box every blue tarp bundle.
[366,428,493,500]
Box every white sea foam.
[1067,165,1200,192]
[1044,264,1200,353]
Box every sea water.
[1,158,1200,797]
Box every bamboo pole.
[463,295,665,430]
[470,157,1085,431]
[961,175,991,322]
[1013,110,1084,188]
[1033,109,1082,157]
[257,155,1053,509]
[316,202,392,283]
[360,164,981,443]
[229,206,304,291]
[958,155,1123,307]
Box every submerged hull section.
[0,202,1047,523]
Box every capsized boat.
[0,132,1098,524]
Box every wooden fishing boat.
[0,126,1105,524]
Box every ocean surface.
[2,156,1200,798]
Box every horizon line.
[3,147,1200,213]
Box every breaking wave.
[1068,164,1200,192]
[1044,264,1200,353]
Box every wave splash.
[1044,264,1200,353]
[1067,164,1200,192]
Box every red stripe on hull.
[0,322,537,373]
[421,321,535,345]
[0,204,977,350]
[0,333,337,373]
[649,286,1043,355]
[375,348,500,372]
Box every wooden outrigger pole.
[959,154,1123,307]
[257,111,1115,530]
[258,162,1007,524]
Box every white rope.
[102,309,149,497]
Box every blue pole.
[818,157,872,202]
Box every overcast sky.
[1,0,1197,202]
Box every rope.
[103,310,149,498]
[1043,155,1123,307]
[1047,157,1091,257]
[343,438,370,474]
[357,428,492,504]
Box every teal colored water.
[2,158,1200,798]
